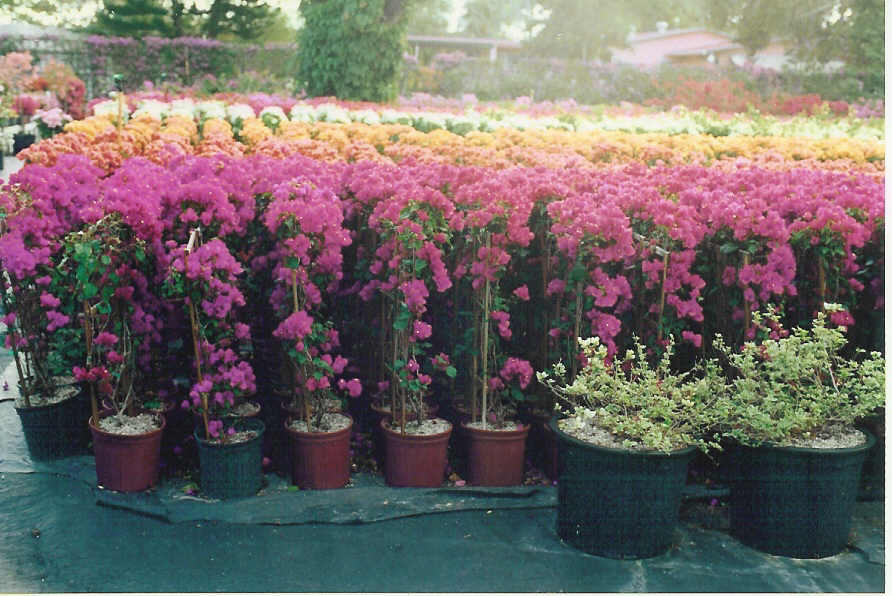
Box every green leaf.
[445,366,457,379]
[719,242,738,255]
[393,307,410,331]
[83,283,98,299]
[285,256,301,269]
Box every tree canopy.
[297,0,414,101]
[84,0,282,40]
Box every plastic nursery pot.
[12,133,35,155]
[90,412,166,492]
[382,418,452,488]
[371,401,439,467]
[549,416,695,559]
[285,414,353,490]
[726,432,875,559]
[194,417,266,499]
[461,422,529,486]
[15,385,91,460]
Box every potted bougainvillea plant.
[168,229,263,499]
[453,217,534,486]
[364,194,455,487]
[67,212,166,492]
[265,179,360,489]
[0,173,94,459]
[538,335,724,559]
[714,306,885,558]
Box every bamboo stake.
[742,253,752,335]
[480,280,490,430]
[470,296,479,423]
[480,234,491,429]
[184,229,210,439]
[539,233,549,372]
[571,281,583,380]
[657,251,670,343]
[400,325,408,434]
[84,302,99,426]
[291,270,311,430]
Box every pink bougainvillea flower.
[412,320,432,341]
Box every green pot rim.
[548,414,697,458]
[730,430,876,455]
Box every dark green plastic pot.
[727,431,875,559]
[549,416,695,559]
[195,417,265,499]
[15,386,91,460]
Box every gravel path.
[1,155,23,181]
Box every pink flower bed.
[0,152,882,412]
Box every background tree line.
[1,0,883,101]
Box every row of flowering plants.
[2,154,882,378]
[86,92,884,139]
[17,109,884,182]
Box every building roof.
[666,43,743,57]
[406,35,522,50]
[0,23,80,38]
[627,27,718,43]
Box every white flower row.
[89,97,885,141]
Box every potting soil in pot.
[98,413,163,434]
[289,412,351,433]
[385,418,450,435]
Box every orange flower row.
[19,114,884,178]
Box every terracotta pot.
[285,414,353,489]
[90,413,165,492]
[371,400,438,467]
[462,422,530,486]
[382,418,452,487]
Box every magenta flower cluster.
[0,149,883,418]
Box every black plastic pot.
[194,417,265,499]
[13,133,35,155]
[727,432,875,558]
[550,417,695,559]
[15,387,92,460]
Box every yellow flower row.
[31,112,883,177]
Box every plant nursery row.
[1,93,884,562]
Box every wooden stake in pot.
[184,228,211,440]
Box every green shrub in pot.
[713,306,885,558]
[714,306,884,448]
[537,335,724,454]
[536,335,724,559]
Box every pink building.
[610,27,789,69]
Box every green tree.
[841,0,883,94]
[460,0,526,38]
[406,0,450,35]
[89,0,172,37]
[530,0,631,62]
[297,0,413,101]
[196,0,281,41]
